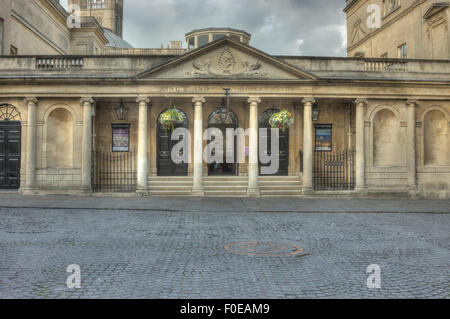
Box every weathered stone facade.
[0,1,448,198]
[345,0,449,59]
[0,38,449,198]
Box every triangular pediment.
[424,2,449,19]
[136,38,317,81]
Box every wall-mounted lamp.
[114,99,128,121]
[312,104,320,121]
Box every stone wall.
[346,0,449,59]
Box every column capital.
[136,96,150,104]
[406,99,420,107]
[192,96,206,104]
[80,97,94,105]
[302,97,316,105]
[354,98,368,106]
[24,97,38,105]
[247,96,261,104]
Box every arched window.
[0,104,21,122]
[259,108,280,127]
[207,107,238,126]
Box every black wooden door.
[259,127,289,176]
[207,124,237,176]
[0,122,21,189]
[157,123,188,176]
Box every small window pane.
[213,34,226,41]
[197,35,209,47]
[398,43,407,58]
[188,38,195,50]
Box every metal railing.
[313,150,355,191]
[92,149,136,193]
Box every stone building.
[346,0,449,59]
[0,0,449,198]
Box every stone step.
[259,186,301,191]
[149,185,193,191]
[259,176,300,181]
[203,185,247,191]
[149,181,193,187]
[148,176,192,181]
[259,181,301,186]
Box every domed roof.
[103,28,133,49]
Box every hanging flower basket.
[159,107,184,132]
[269,110,294,133]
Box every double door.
[0,122,21,189]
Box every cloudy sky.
[61,0,347,56]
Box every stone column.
[302,97,315,194]
[24,97,38,193]
[137,96,150,194]
[192,96,205,196]
[81,97,94,192]
[247,97,261,197]
[354,98,367,192]
[406,99,419,197]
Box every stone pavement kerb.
[0,194,449,213]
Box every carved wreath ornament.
[186,47,268,78]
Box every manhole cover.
[224,241,304,257]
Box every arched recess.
[45,108,74,168]
[156,108,189,176]
[423,109,449,166]
[373,109,401,167]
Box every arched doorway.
[207,107,239,175]
[259,108,289,176]
[157,108,189,176]
[0,104,22,189]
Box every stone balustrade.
[36,57,84,70]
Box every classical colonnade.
[21,95,420,196]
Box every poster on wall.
[112,124,130,152]
[315,125,332,151]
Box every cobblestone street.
[0,198,449,299]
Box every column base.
[81,187,92,194]
[355,187,368,196]
[191,189,205,197]
[302,187,314,195]
[408,186,421,199]
[247,188,260,198]
[21,188,38,195]
[136,188,149,196]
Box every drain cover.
[224,241,304,257]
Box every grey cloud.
[64,0,347,56]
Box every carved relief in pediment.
[185,47,269,78]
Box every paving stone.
[0,207,448,299]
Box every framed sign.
[315,124,332,151]
[112,124,130,152]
